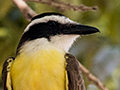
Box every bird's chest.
[11,49,67,90]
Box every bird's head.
[16,12,99,55]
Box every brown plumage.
[2,57,14,90]
[65,53,86,90]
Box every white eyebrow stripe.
[24,15,76,33]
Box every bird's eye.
[48,21,56,26]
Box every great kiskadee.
[2,12,99,90]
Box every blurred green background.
[0,0,120,90]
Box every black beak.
[63,24,100,35]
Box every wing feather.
[65,53,86,90]
[2,57,14,90]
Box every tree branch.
[78,62,109,90]
[13,0,37,21]
[25,0,98,12]
[13,0,98,21]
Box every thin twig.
[25,0,98,12]
[78,62,109,90]
[13,0,98,21]
[13,0,37,21]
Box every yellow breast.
[10,49,67,90]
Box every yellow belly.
[10,49,67,90]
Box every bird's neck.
[19,35,79,56]
[19,39,65,56]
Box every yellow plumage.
[10,48,68,90]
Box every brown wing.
[2,57,14,90]
[65,53,86,90]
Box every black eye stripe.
[48,21,57,26]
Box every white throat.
[20,35,79,54]
[50,35,79,52]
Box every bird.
[2,12,99,90]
